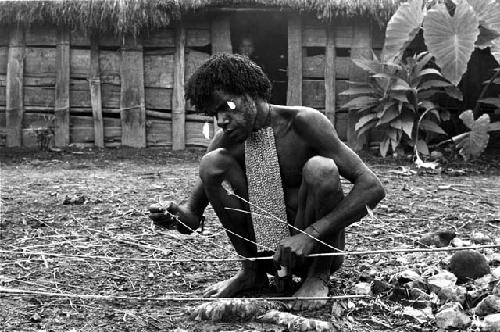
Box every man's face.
[209,91,257,143]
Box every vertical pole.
[120,35,146,148]
[90,34,104,148]
[6,26,24,147]
[287,14,302,106]
[54,28,70,147]
[172,24,186,151]
[210,16,232,54]
[348,20,371,150]
[325,23,336,125]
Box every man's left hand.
[273,233,316,270]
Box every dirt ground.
[0,147,499,332]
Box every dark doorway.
[230,11,288,105]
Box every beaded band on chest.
[244,126,290,252]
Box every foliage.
[354,0,500,158]
[383,0,500,83]
[451,110,500,160]
[340,51,458,157]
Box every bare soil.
[1,147,499,331]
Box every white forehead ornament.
[227,101,236,110]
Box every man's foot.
[203,269,269,298]
[289,276,329,311]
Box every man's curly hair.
[185,53,272,115]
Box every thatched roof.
[0,0,403,36]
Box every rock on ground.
[475,295,500,316]
[483,313,500,332]
[449,250,490,282]
[435,302,471,330]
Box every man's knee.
[199,148,233,184]
[302,156,340,188]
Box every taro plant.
[340,51,459,156]
[344,0,500,157]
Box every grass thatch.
[0,0,404,36]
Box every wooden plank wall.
[300,16,382,142]
[0,15,384,149]
[0,20,213,148]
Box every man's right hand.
[148,201,201,234]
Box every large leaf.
[416,139,430,155]
[383,0,425,62]
[492,37,500,64]
[355,113,379,131]
[339,86,375,96]
[459,109,475,129]
[419,119,447,135]
[465,0,500,32]
[377,105,400,125]
[454,111,491,159]
[478,97,500,108]
[423,1,480,85]
[379,137,390,157]
[418,80,452,90]
[352,56,382,75]
[341,96,378,110]
[489,121,500,131]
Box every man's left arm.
[296,110,386,240]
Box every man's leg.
[291,156,346,310]
[199,148,268,297]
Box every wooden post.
[172,24,186,151]
[324,23,336,125]
[90,34,104,148]
[120,36,146,148]
[287,15,302,106]
[54,28,70,147]
[348,20,372,150]
[6,26,24,147]
[210,16,232,54]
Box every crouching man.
[149,53,385,310]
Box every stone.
[354,282,372,296]
[435,302,471,330]
[397,270,423,285]
[492,267,500,279]
[483,313,500,332]
[419,229,456,248]
[427,271,467,304]
[371,279,391,295]
[471,232,491,245]
[409,288,431,301]
[402,306,434,324]
[474,295,500,316]
[450,238,472,247]
[428,271,458,291]
[449,250,491,282]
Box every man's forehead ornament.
[227,101,236,110]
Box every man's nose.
[217,113,229,129]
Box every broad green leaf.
[419,100,436,110]
[379,137,390,157]
[418,80,452,90]
[491,37,500,64]
[489,121,500,131]
[355,113,379,131]
[390,138,399,153]
[352,56,382,75]
[377,106,400,125]
[420,119,447,135]
[357,120,378,136]
[341,96,379,110]
[444,85,464,101]
[401,111,415,138]
[416,139,430,155]
[423,1,480,85]
[415,52,434,74]
[476,26,500,49]
[391,78,412,91]
[339,87,376,96]
[454,113,491,160]
[417,68,443,77]
[383,0,425,62]
[479,97,500,108]
[386,128,399,141]
[459,109,475,129]
[465,0,500,32]
[391,92,409,103]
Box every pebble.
[371,279,391,295]
[471,232,491,244]
[492,267,500,279]
[435,302,471,330]
[449,250,490,282]
[402,306,434,324]
[419,229,456,248]
[354,282,372,296]
[483,313,500,332]
[397,270,423,285]
[474,295,500,316]
[450,238,472,247]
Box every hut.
[0,0,403,150]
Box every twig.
[0,286,369,302]
[1,244,498,263]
